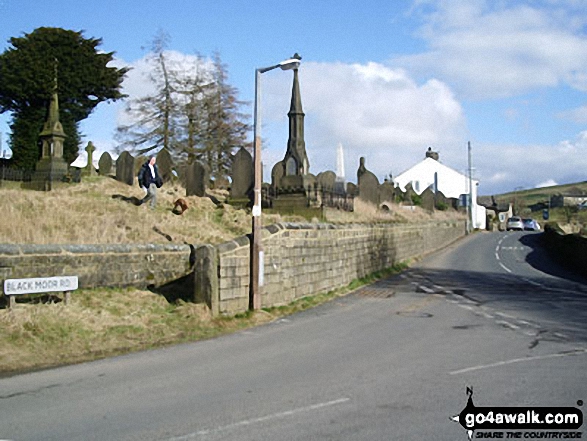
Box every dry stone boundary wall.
[0,244,193,293]
[196,221,466,315]
[0,222,465,314]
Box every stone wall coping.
[0,243,192,255]
[215,220,463,255]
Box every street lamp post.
[250,54,301,310]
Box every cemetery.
[0,56,466,372]
[0,60,466,301]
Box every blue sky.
[1,0,587,195]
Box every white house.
[393,149,486,230]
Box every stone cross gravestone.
[116,151,135,186]
[186,160,208,197]
[98,152,113,176]
[82,142,97,176]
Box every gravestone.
[379,179,395,204]
[116,151,135,186]
[357,157,380,206]
[421,187,435,211]
[395,187,406,204]
[98,152,113,176]
[271,160,284,190]
[156,149,174,183]
[346,182,358,197]
[229,147,254,206]
[317,171,336,191]
[186,160,208,197]
[435,190,451,210]
[82,142,97,176]
[404,183,415,205]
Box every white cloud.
[262,61,467,183]
[399,0,587,99]
[474,130,587,194]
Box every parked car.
[506,216,524,231]
[522,218,540,231]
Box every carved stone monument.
[30,72,68,190]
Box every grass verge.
[0,261,409,377]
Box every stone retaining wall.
[0,244,194,293]
[542,223,587,278]
[196,221,466,315]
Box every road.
[1,231,586,440]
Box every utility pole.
[467,141,473,233]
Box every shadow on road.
[391,264,587,343]
[519,233,587,285]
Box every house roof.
[394,157,478,198]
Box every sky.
[1,0,587,195]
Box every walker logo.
[450,387,583,440]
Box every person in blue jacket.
[137,156,163,208]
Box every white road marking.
[449,349,587,375]
[165,398,351,440]
[522,278,543,287]
[458,304,475,311]
[499,262,512,273]
[516,319,540,328]
[495,320,520,330]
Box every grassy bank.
[0,263,408,376]
[0,176,464,245]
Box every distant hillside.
[487,181,587,208]
[485,181,587,232]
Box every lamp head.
[279,53,302,70]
